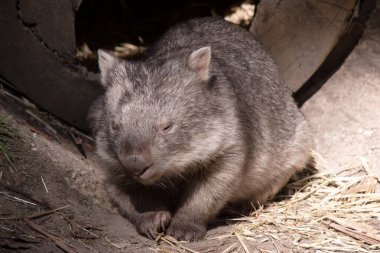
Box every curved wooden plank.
[0,0,102,130]
[251,0,358,92]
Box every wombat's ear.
[187,47,211,81]
[98,50,119,86]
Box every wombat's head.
[92,47,227,185]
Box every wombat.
[88,17,314,242]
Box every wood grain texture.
[0,0,102,131]
[251,0,358,92]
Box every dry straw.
[156,152,380,252]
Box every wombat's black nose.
[122,155,152,176]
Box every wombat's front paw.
[136,211,171,239]
[166,219,206,242]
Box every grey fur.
[88,17,314,242]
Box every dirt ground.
[0,3,379,253]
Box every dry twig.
[23,218,84,253]
[0,205,70,220]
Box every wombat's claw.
[166,220,206,242]
[137,211,171,240]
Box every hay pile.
[156,153,380,252]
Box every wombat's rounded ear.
[98,50,119,86]
[187,47,211,81]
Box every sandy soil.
[0,3,379,253]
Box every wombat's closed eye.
[88,17,314,242]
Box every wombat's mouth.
[136,166,160,185]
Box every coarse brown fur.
[88,17,314,242]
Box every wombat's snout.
[119,154,153,177]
